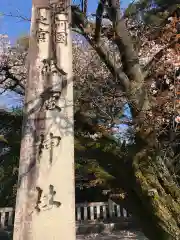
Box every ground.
[0,229,147,239]
[77,230,147,239]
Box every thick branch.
[83,0,88,16]
[107,0,151,115]
[72,5,130,91]
[94,0,107,43]
[0,66,25,95]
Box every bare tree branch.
[83,0,88,16]
[94,0,107,43]
[1,12,31,22]
[72,5,130,92]
[106,0,151,116]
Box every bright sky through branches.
[0,0,131,43]
[0,0,131,107]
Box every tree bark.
[66,3,180,239]
[13,1,75,239]
[71,5,130,91]
[75,112,180,240]
[106,0,150,116]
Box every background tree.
[0,108,22,207]
[125,0,180,26]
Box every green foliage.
[0,135,8,143]
[143,11,167,25]
[87,160,115,187]
[16,35,29,51]
[0,108,119,203]
[0,107,22,207]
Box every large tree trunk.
[130,149,180,239]
[99,4,180,238]
[107,0,150,115]
[75,111,180,240]
[13,1,75,239]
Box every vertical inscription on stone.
[55,18,68,45]
[35,185,61,212]
[40,58,67,110]
[37,29,49,43]
[35,132,61,163]
[37,8,50,43]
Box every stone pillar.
[13,1,75,239]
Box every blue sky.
[0,0,32,43]
[0,0,131,108]
[0,0,131,43]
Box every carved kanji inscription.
[36,133,61,164]
[35,185,61,212]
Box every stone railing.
[76,201,129,221]
[0,207,14,229]
[0,201,130,228]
